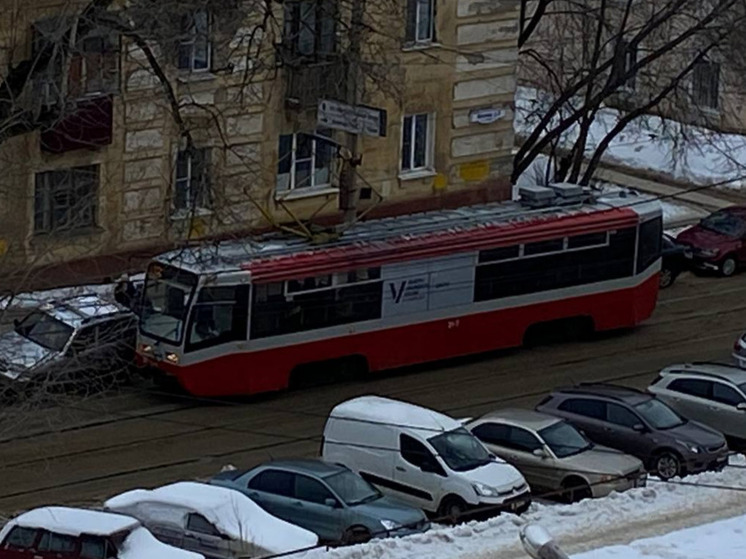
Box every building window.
[175,148,211,211]
[692,61,720,110]
[276,130,334,192]
[405,0,436,45]
[401,113,434,173]
[34,165,98,234]
[178,9,211,72]
[283,0,336,60]
[616,40,637,91]
[69,31,119,97]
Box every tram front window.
[140,264,197,344]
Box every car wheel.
[437,495,468,524]
[654,452,681,480]
[341,526,371,545]
[720,256,737,277]
[659,267,676,288]
[561,478,592,503]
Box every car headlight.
[700,248,720,258]
[380,519,400,531]
[473,482,500,497]
[599,474,615,483]
[685,444,701,454]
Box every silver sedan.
[466,408,646,502]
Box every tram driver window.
[186,285,249,351]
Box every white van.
[321,396,531,520]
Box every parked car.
[676,206,746,276]
[536,383,729,480]
[0,294,136,395]
[210,459,429,544]
[465,408,646,502]
[0,506,202,559]
[105,481,318,558]
[321,396,531,521]
[660,233,687,288]
[649,363,746,448]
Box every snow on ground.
[574,514,746,559]
[516,86,746,190]
[299,456,746,559]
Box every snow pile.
[574,513,746,559]
[298,456,746,559]
[120,526,202,559]
[516,87,746,190]
[105,482,318,555]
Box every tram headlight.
[165,352,180,364]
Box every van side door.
[392,434,446,512]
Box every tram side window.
[185,285,249,351]
[250,271,383,339]
[637,216,662,273]
[474,227,636,301]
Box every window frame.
[691,60,720,111]
[405,0,436,46]
[506,425,544,453]
[400,112,435,175]
[276,130,335,193]
[186,513,222,537]
[668,377,711,399]
[470,422,511,447]
[174,148,212,213]
[558,398,606,420]
[247,469,295,497]
[283,0,337,60]
[293,474,336,505]
[178,8,212,73]
[2,526,39,550]
[400,433,438,470]
[185,284,249,353]
[606,402,642,429]
[711,381,745,407]
[34,165,99,235]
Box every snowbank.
[105,482,318,554]
[574,513,746,559]
[298,456,746,559]
[516,87,746,190]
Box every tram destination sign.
[318,99,387,137]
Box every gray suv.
[649,363,746,448]
[536,384,729,480]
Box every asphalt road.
[1,272,745,516]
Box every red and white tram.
[137,186,662,397]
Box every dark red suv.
[676,207,746,277]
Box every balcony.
[40,94,114,154]
[285,59,349,110]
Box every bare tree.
[514,0,746,186]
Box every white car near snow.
[0,506,201,559]
[104,481,318,558]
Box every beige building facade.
[0,0,521,288]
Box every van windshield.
[428,427,491,472]
[15,311,74,352]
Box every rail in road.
[0,273,745,514]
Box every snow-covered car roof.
[43,294,131,328]
[330,395,461,435]
[0,506,139,538]
[104,481,318,554]
[0,507,203,559]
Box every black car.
[661,233,687,288]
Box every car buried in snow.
[104,481,318,559]
[0,506,202,559]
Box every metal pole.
[341,0,366,227]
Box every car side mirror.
[737,403,746,412]
[324,498,339,508]
[13,318,19,328]
[532,448,548,458]
[632,423,646,432]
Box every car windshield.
[325,470,381,506]
[428,427,492,472]
[634,398,685,430]
[539,421,593,458]
[15,310,74,352]
[700,212,746,238]
[140,263,197,344]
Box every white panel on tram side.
[381,253,478,317]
